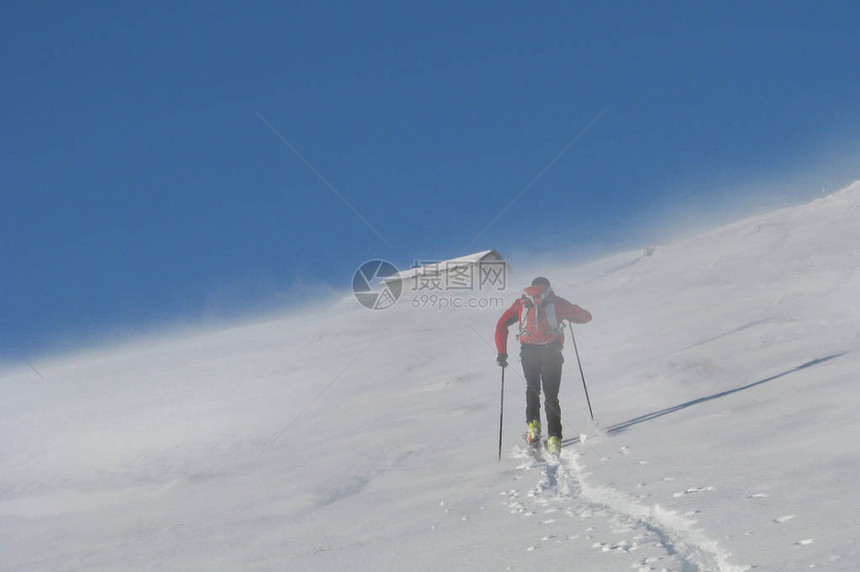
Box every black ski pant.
[520,342,564,439]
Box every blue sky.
[3,2,859,360]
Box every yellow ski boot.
[527,420,541,448]
[547,435,562,456]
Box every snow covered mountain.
[2,182,859,571]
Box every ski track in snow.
[504,445,748,572]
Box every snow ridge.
[4,182,859,570]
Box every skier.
[495,277,592,455]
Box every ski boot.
[547,435,561,456]
[527,420,542,448]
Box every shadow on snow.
[562,352,846,446]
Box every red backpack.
[518,284,563,345]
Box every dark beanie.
[531,277,551,288]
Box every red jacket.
[495,284,592,355]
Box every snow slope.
[2,182,859,571]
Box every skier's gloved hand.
[496,353,508,368]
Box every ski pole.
[498,365,505,461]
[569,322,594,420]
